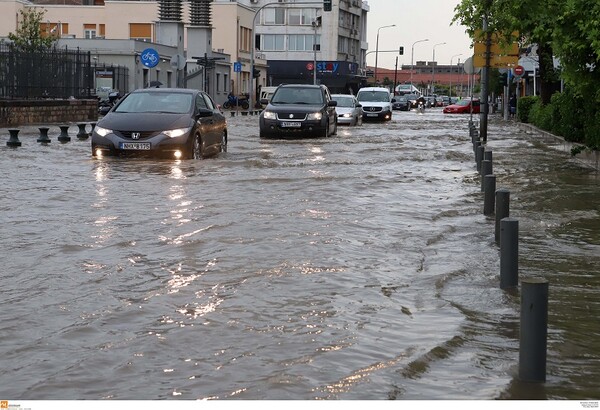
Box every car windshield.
[271,88,323,105]
[115,92,193,114]
[333,96,354,107]
[357,91,390,102]
[456,99,471,106]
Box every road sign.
[170,54,185,71]
[233,62,242,73]
[140,48,159,68]
[306,62,314,71]
[514,65,525,77]
[473,42,519,56]
[473,54,519,68]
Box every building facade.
[0,0,371,103]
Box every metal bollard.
[500,217,519,289]
[37,127,51,143]
[58,125,71,143]
[90,122,96,134]
[230,111,236,117]
[483,174,496,215]
[77,123,89,140]
[481,159,492,192]
[476,144,485,172]
[519,278,549,383]
[7,129,22,147]
[495,189,510,244]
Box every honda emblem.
[132,132,140,140]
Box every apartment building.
[0,0,370,102]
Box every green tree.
[453,0,559,104]
[8,8,56,52]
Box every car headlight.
[263,111,276,120]
[307,112,322,121]
[343,113,351,118]
[164,127,191,138]
[94,126,112,137]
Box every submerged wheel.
[220,131,227,153]
[190,134,203,159]
[241,101,250,110]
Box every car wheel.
[220,131,227,153]
[190,133,203,159]
[322,122,329,138]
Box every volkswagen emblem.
[289,114,294,119]
[132,132,140,140]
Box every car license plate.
[119,142,151,150]
[366,113,378,117]
[280,122,301,128]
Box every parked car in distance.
[356,87,394,121]
[392,95,410,111]
[443,97,481,114]
[332,94,362,126]
[259,84,338,139]
[91,88,227,159]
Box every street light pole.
[431,42,446,96]
[374,24,395,83]
[410,38,429,92]
[450,53,462,99]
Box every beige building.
[0,0,266,104]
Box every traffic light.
[324,0,332,12]
[399,46,404,55]
[253,68,260,78]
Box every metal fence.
[0,44,128,100]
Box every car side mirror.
[356,103,362,108]
[328,100,337,107]
[260,98,269,105]
[391,98,397,103]
[196,108,214,119]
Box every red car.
[443,98,481,114]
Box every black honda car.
[91,88,227,159]
[258,84,338,139]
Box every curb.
[517,122,599,171]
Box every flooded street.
[1,109,598,400]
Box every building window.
[288,8,317,25]
[224,74,228,93]
[130,23,152,42]
[263,8,285,25]
[216,73,221,92]
[240,27,251,52]
[262,34,285,51]
[84,24,97,39]
[289,34,320,51]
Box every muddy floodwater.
[1,109,598,400]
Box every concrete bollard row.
[3,124,97,147]
[467,124,548,384]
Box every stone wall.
[0,99,98,127]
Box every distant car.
[404,93,421,109]
[437,95,450,106]
[259,84,338,139]
[392,95,409,111]
[91,88,227,159]
[332,94,362,126]
[356,87,394,121]
[443,98,481,114]
[425,96,436,108]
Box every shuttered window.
[130,23,152,41]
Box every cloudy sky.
[364,0,474,69]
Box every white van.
[356,87,394,121]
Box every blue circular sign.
[140,48,160,68]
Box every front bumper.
[91,131,191,158]
[259,118,327,138]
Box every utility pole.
[480,0,492,142]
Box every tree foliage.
[8,8,56,52]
